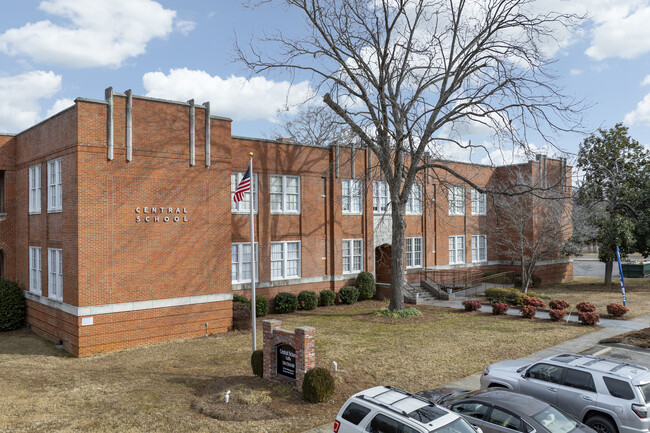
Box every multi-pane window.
[373,181,390,212]
[47,158,62,212]
[471,188,486,215]
[406,183,422,214]
[231,172,258,213]
[342,179,362,214]
[472,235,487,263]
[448,186,465,216]
[231,243,258,283]
[48,248,62,301]
[270,175,300,213]
[342,239,363,273]
[29,246,41,295]
[0,171,4,213]
[449,236,465,264]
[405,237,423,268]
[29,164,41,214]
[270,241,301,279]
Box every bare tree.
[271,105,354,146]
[488,168,572,292]
[237,0,583,310]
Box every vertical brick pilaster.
[262,319,282,379]
[294,326,316,390]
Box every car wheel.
[586,415,618,433]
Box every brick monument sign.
[262,319,315,390]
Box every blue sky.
[2,0,650,165]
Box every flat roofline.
[11,104,76,137]
[0,133,16,137]
[232,135,330,150]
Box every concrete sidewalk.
[303,300,650,433]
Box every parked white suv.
[480,353,650,433]
[334,386,484,433]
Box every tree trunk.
[521,262,529,294]
[389,203,406,311]
[604,261,613,285]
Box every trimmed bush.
[462,300,482,311]
[233,302,252,331]
[484,287,525,306]
[375,307,421,318]
[233,293,251,307]
[355,272,377,300]
[339,286,360,305]
[298,291,318,311]
[524,297,546,309]
[0,279,26,331]
[549,309,568,322]
[319,290,336,306]
[492,302,509,315]
[274,292,298,314]
[606,303,629,318]
[251,350,264,377]
[576,302,596,313]
[255,296,269,317]
[521,305,537,319]
[302,367,335,403]
[578,311,600,326]
[525,291,542,300]
[549,300,569,310]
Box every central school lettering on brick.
[135,207,189,223]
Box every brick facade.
[0,89,573,356]
[262,319,316,390]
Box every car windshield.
[430,417,477,433]
[532,406,580,433]
[639,383,650,403]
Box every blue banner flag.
[616,245,627,306]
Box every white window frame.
[405,237,423,268]
[448,186,465,216]
[270,241,301,280]
[342,179,363,214]
[342,239,363,273]
[48,248,63,301]
[231,172,258,214]
[449,236,465,265]
[472,235,487,263]
[406,183,423,215]
[471,189,486,216]
[231,242,258,283]
[29,246,41,295]
[270,175,300,214]
[29,165,41,214]
[373,181,390,213]
[47,158,62,213]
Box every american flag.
[233,166,251,203]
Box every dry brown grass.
[1,302,595,433]
[536,277,650,318]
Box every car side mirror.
[475,427,483,433]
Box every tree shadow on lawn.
[0,327,72,357]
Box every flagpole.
[249,152,257,350]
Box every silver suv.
[334,386,484,433]
[480,353,650,433]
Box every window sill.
[269,212,301,215]
[342,212,363,216]
[47,209,63,214]
[405,213,423,216]
[231,211,258,215]
[270,276,301,282]
[448,213,465,217]
[28,211,41,215]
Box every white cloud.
[0,71,62,132]
[642,75,650,86]
[584,2,650,60]
[0,0,176,67]
[569,69,583,76]
[175,20,197,36]
[142,68,315,121]
[46,98,75,118]
[624,93,650,126]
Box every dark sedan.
[433,389,596,433]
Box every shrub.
[319,290,336,306]
[462,300,482,312]
[0,279,26,332]
[232,302,252,331]
[491,302,509,315]
[298,291,318,311]
[233,293,251,307]
[549,309,568,322]
[375,308,421,318]
[255,296,269,317]
[251,350,264,377]
[606,303,629,318]
[302,367,335,403]
[549,300,569,310]
[576,302,596,313]
[578,311,600,326]
[484,287,525,306]
[339,286,360,305]
[525,291,541,300]
[524,297,546,309]
[355,272,377,300]
[274,292,298,314]
[521,305,537,319]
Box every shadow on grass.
[0,327,72,357]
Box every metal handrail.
[419,270,516,293]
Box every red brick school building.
[0,89,573,356]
